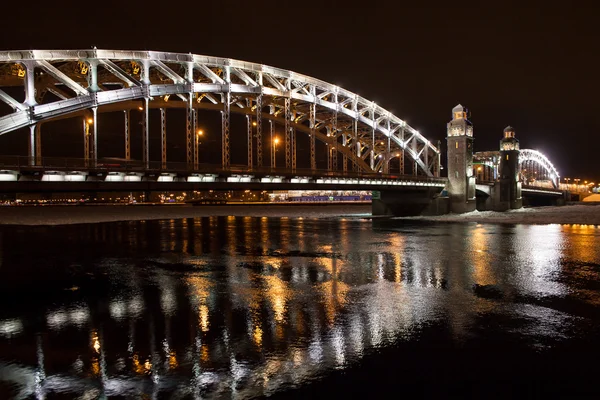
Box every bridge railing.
[0,156,447,183]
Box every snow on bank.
[0,204,372,226]
[397,204,600,225]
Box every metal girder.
[196,64,224,84]
[98,60,141,87]
[36,60,88,95]
[152,60,184,84]
[46,87,70,100]
[232,68,258,86]
[0,88,25,111]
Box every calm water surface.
[1,217,600,399]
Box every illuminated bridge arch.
[519,149,560,188]
[0,49,440,176]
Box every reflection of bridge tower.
[498,126,522,210]
[446,105,476,213]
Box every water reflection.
[0,218,599,398]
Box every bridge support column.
[495,126,522,210]
[446,105,476,213]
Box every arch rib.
[0,49,440,176]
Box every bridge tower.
[497,126,522,210]
[446,104,476,213]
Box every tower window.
[506,155,509,160]
[455,142,458,149]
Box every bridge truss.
[474,149,560,188]
[0,49,441,177]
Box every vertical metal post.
[326,127,331,171]
[412,136,418,176]
[92,107,98,167]
[353,119,358,172]
[284,97,291,169]
[194,109,199,169]
[28,125,35,166]
[400,129,405,175]
[256,95,263,167]
[310,103,316,170]
[22,61,37,107]
[186,97,193,167]
[436,140,441,177]
[141,99,149,169]
[371,108,376,171]
[35,123,41,165]
[160,108,167,169]
[385,120,391,174]
[269,120,274,168]
[124,110,130,160]
[291,127,296,171]
[342,133,348,173]
[331,108,337,172]
[247,115,253,169]
[87,60,99,93]
[222,93,231,170]
[83,119,90,167]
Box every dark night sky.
[0,0,598,180]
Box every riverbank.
[0,203,372,225]
[398,203,600,225]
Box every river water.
[0,216,600,399]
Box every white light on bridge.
[124,174,142,182]
[64,173,86,182]
[0,171,18,181]
[188,174,216,183]
[158,174,175,182]
[41,172,65,182]
[105,172,125,182]
[290,177,310,184]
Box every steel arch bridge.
[474,149,560,189]
[0,49,441,177]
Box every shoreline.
[0,203,598,226]
[0,203,373,226]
